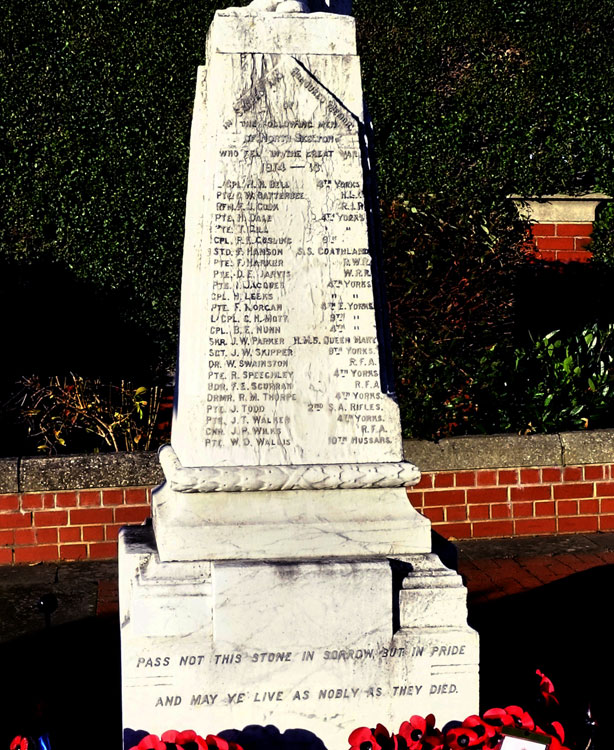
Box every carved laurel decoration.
[159,445,420,493]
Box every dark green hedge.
[1,0,221,374]
[356,0,614,201]
[3,0,614,442]
[355,0,614,437]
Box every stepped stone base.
[119,524,479,749]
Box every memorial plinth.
[119,8,478,749]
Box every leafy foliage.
[12,374,170,454]
[590,202,614,266]
[382,194,529,438]
[3,0,614,445]
[1,0,223,368]
[353,0,614,437]
[394,322,614,439]
[487,325,614,434]
[355,0,614,201]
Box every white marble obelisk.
[119,5,478,748]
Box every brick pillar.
[512,193,612,263]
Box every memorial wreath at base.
[111,671,582,750]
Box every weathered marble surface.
[152,482,431,562]
[172,13,401,468]
[120,527,479,748]
[208,11,357,55]
[229,0,311,13]
[159,444,419,492]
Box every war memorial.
[119,1,478,746]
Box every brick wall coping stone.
[510,193,612,223]
[1,429,614,494]
[404,429,614,472]
[0,452,164,494]
[0,458,19,494]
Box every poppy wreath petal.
[420,715,443,749]
[422,734,445,750]
[543,735,565,750]
[477,717,505,748]
[349,727,373,744]
[375,724,398,750]
[173,731,209,750]
[550,721,565,744]
[504,706,535,731]
[482,708,514,730]
[445,727,482,750]
[536,669,560,707]
[374,724,391,741]
[462,716,497,743]
[409,716,427,734]
[205,736,231,750]
[532,725,569,750]
[161,731,181,744]
[398,716,430,749]
[136,735,167,750]
[10,737,28,750]
[348,727,382,750]
[396,727,416,750]
[206,736,243,750]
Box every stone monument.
[119,2,478,747]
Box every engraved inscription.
[127,639,473,716]
[193,56,402,466]
[152,684,462,709]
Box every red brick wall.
[408,463,614,540]
[0,486,151,564]
[529,222,593,263]
[2,461,614,562]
